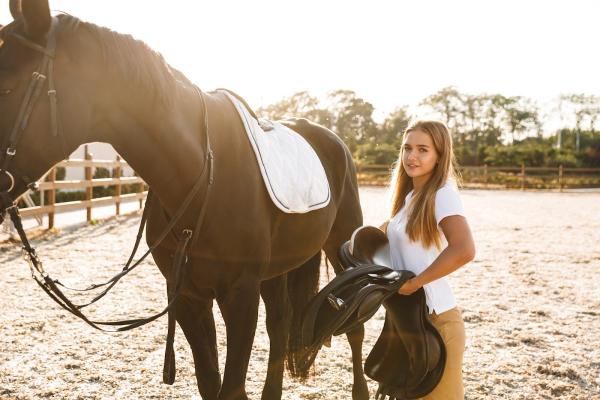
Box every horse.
[0,1,368,399]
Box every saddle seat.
[300,226,446,400]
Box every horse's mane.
[56,14,191,106]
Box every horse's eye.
[0,89,11,95]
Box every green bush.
[355,142,399,165]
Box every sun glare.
[1,0,598,126]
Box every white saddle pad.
[220,90,331,213]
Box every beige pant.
[421,307,466,400]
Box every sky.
[1,0,599,126]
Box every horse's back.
[279,117,357,200]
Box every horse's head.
[1,0,194,214]
[0,0,95,204]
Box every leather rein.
[0,18,215,333]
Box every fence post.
[520,163,526,190]
[115,155,122,215]
[558,164,564,192]
[47,167,56,229]
[483,164,488,188]
[85,145,93,222]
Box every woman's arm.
[398,215,476,295]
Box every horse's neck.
[94,84,208,212]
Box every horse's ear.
[9,0,22,20]
[21,0,51,39]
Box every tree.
[380,106,411,145]
[326,90,378,152]
[420,86,464,132]
[257,91,334,128]
[460,94,491,164]
[503,96,540,144]
[420,87,472,162]
[558,94,600,152]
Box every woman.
[381,120,475,399]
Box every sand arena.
[1,187,598,399]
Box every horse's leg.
[323,241,369,400]
[217,278,262,400]
[260,274,291,400]
[323,183,368,400]
[175,294,221,399]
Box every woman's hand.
[398,277,421,295]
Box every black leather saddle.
[300,226,446,400]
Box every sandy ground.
[0,187,598,400]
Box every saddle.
[300,226,446,400]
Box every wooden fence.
[12,156,599,232]
[17,145,147,229]
[357,164,600,190]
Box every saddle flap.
[332,285,389,336]
[300,259,412,349]
[365,290,447,399]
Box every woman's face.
[402,129,439,184]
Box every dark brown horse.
[0,1,367,399]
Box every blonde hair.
[389,120,461,249]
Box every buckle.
[327,294,346,310]
[32,72,47,81]
[6,147,16,156]
[182,229,193,239]
[22,247,32,262]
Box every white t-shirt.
[387,181,466,314]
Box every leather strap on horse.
[163,302,177,385]
[161,84,213,385]
[1,20,59,173]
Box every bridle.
[0,17,215,338]
[0,18,60,203]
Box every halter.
[0,17,215,338]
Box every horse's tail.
[286,251,321,379]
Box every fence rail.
[16,145,147,230]
[12,155,600,232]
[357,164,600,190]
